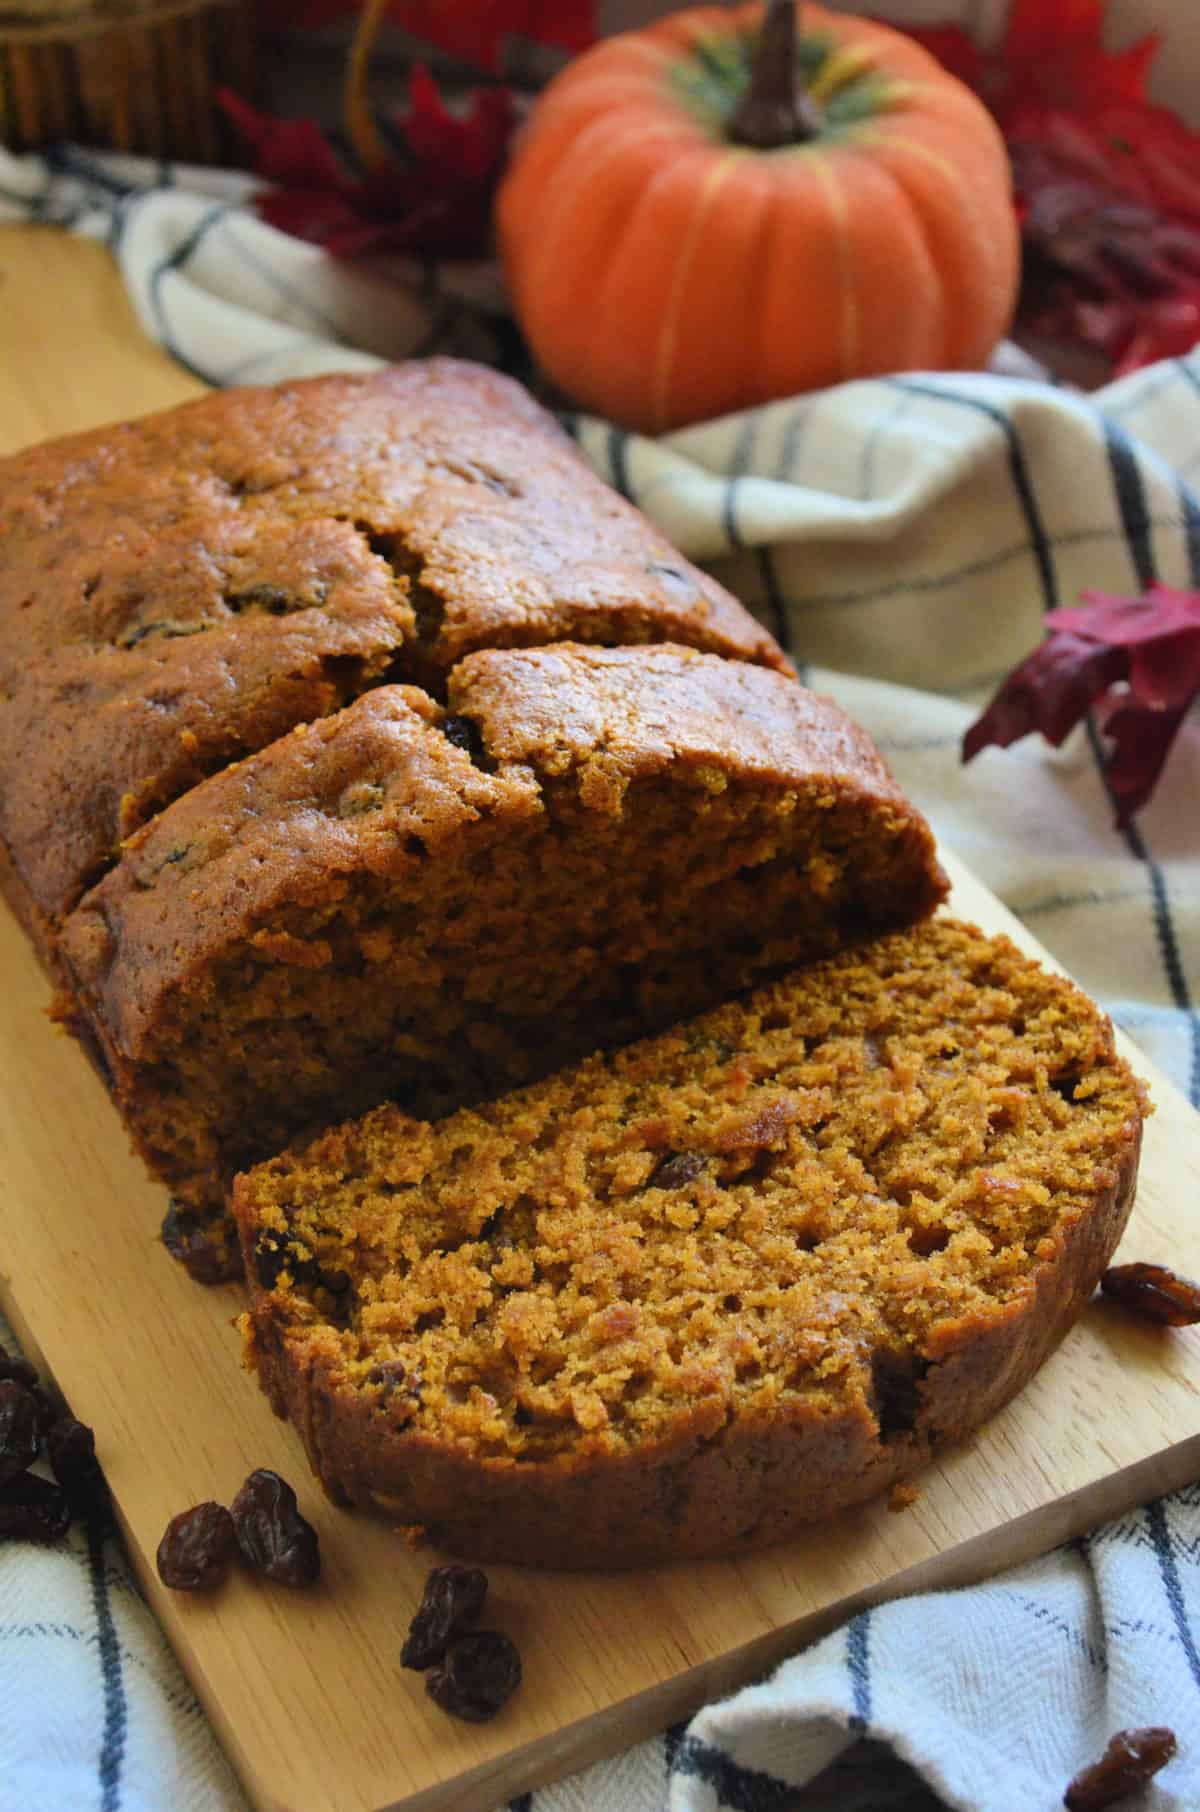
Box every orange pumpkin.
[497,0,1020,433]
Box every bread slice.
[234,918,1146,1568]
[58,645,946,1221]
[0,360,783,956]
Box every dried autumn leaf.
[223,0,596,260]
[895,24,982,93]
[962,585,1200,821]
[899,0,1158,127]
[963,635,1126,755]
[217,92,345,193]
[893,0,1200,374]
[1099,695,1194,819]
[1010,103,1200,371]
[220,69,514,260]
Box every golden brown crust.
[0,360,784,930]
[447,643,902,798]
[234,919,1147,1568]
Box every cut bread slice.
[234,917,1147,1568]
[60,645,946,1222]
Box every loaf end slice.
[234,918,1148,1568]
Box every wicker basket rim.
[0,0,239,44]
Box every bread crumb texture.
[235,918,1147,1567]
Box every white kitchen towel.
[0,141,1198,1812]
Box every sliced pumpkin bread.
[234,917,1146,1568]
[59,644,946,1223]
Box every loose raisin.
[0,1351,40,1393]
[425,1631,522,1723]
[0,1473,71,1543]
[401,1564,489,1670]
[0,1353,56,1430]
[230,1469,320,1586]
[156,1502,237,1591]
[650,1151,707,1189]
[161,1203,243,1285]
[0,1381,41,1483]
[1064,1726,1177,1809]
[1101,1263,1200,1326]
[28,1388,58,1434]
[47,1418,107,1517]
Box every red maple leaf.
[900,0,1158,126]
[1011,107,1200,373]
[963,587,1200,821]
[894,0,1200,375]
[220,70,514,259]
[222,0,596,260]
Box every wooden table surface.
[1,225,208,445]
[2,221,1199,1812]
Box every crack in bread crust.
[0,360,788,948]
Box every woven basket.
[0,0,257,162]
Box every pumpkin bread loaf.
[0,360,783,963]
[234,918,1147,1568]
[58,644,947,1225]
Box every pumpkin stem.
[728,1,823,149]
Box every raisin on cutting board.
[401,1564,489,1670]
[1100,1263,1200,1326]
[0,1473,71,1543]
[47,1417,107,1517]
[425,1631,522,1723]
[0,1351,40,1393]
[157,1502,238,1591]
[0,1353,55,1433]
[0,1381,41,1483]
[230,1469,320,1586]
[1064,1726,1177,1809]
[161,1203,243,1285]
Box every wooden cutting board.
[2,225,1199,1812]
